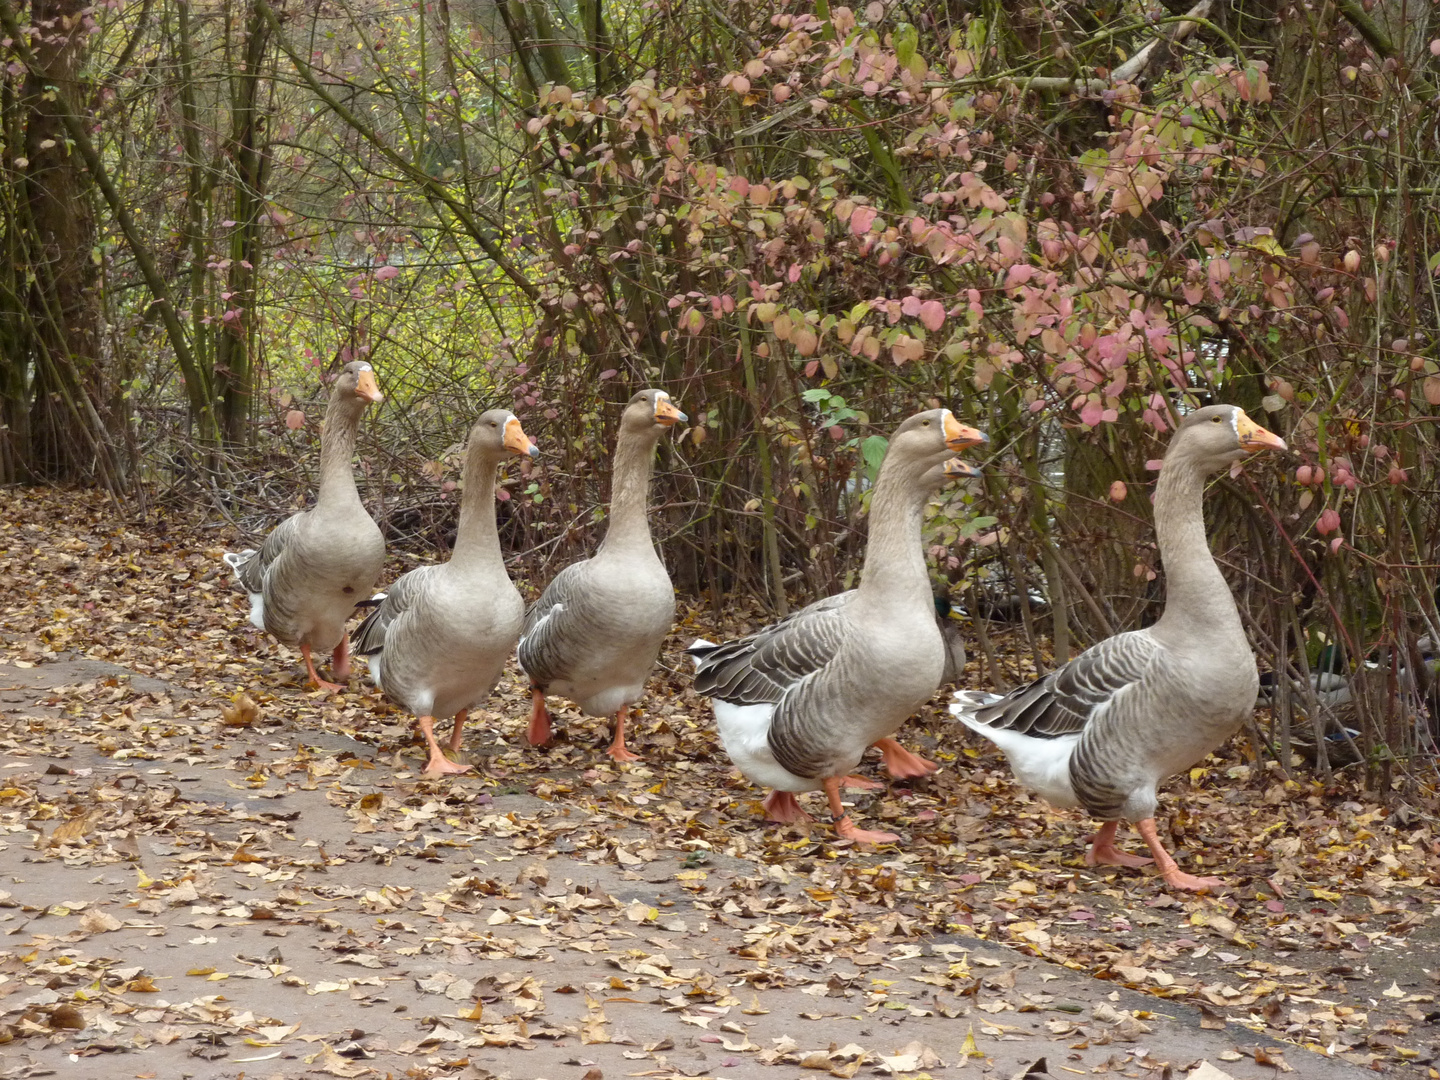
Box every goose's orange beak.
[1236,410,1286,453]
[504,417,540,458]
[654,394,687,426]
[943,457,982,479]
[355,368,384,404]
[943,411,988,451]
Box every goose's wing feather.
[224,514,302,594]
[969,629,1161,738]
[352,565,441,656]
[691,592,853,705]
[517,561,589,686]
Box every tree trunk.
[3,0,121,487]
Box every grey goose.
[950,404,1285,891]
[223,360,386,692]
[689,410,987,844]
[518,389,686,761]
[352,410,539,775]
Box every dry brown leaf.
[79,908,122,934]
[220,693,261,726]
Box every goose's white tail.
[686,638,718,670]
[948,690,1082,809]
[221,549,265,630]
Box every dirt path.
[1,487,1438,1079]
[0,654,1400,1080]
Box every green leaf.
[894,22,918,67]
[861,434,889,474]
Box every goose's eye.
[922,420,930,426]
[1211,416,1222,423]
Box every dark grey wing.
[691,593,854,706]
[351,566,439,656]
[968,630,1161,738]
[516,561,589,687]
[227,514,302,595]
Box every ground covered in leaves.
[1,487,1439,1080]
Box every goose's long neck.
[854,461,933,614]
[599,426,660,556]
[1151,455,1241,635]
[450,448,504,574]
[316,394,365,511]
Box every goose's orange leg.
[762,790,812,823]
[526,688,551,746]
[301,645,344,693]
[1136,817,1222,892]
[874,738,939,779]
[331,636,351,682]
[823,776,899,844]
[418,715,471,776]
[447,709,468,753]
[606,706,641,762]
[1085,820,1154,869]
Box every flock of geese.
[223,360,1287,892]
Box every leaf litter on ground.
[0,488,1437,1078]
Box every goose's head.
[920,454,984,492]
[470,409,539,460]
[888,408,988,472]
[1171,404,1286,472]
[623,388,687,433]
[335,360,383,405]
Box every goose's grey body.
[520,547,676,718]
[517,389,686,759]
[691,418,987,842]
[222,361,385,690]
[352,410,538,774]
[950,404,1286,890]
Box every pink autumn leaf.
[1329,536,1344,554]
[1109,480,1127,502]
[1145,458,1164,471]
[850,205,878,236]
[1316,508,1342,536]
[374,265,399,281]
[284,410,305,430]
[1005,264,1036,288]
[1079,400,1103,427]
[918,300,945,332]
[901,295,923,317]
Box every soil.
[2,486,1438,1080]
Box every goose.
[351,410,539,775]
[223,360,386,692]
[950,404,1285,891]
[518,388,686,761]
[689,412,987,843]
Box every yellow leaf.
[960,1026,985,1057]
[186,967,216,977]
